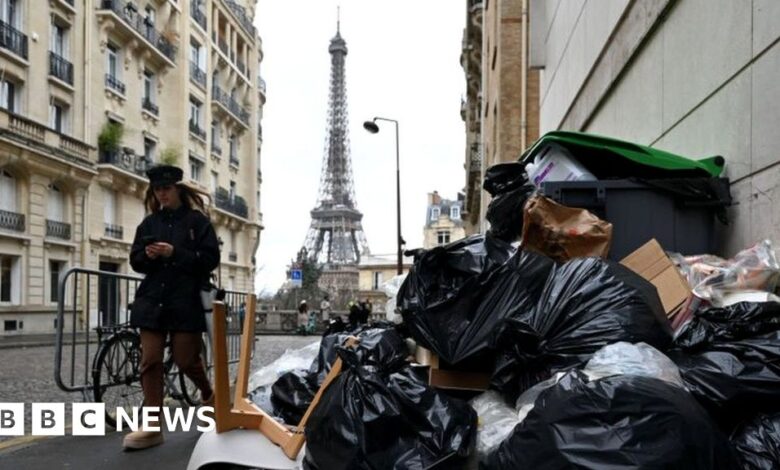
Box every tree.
[273,248,325,310]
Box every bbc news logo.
[0,403,215,436]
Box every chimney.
[432,190,441,205]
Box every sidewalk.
[0,428,201,470]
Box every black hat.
[146,165,183,188]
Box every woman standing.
[123,165,219,450]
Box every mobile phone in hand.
[142,235,159,246]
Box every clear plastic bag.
[670,239,780,306]
[380,274,406,323]
[583,341,684,388]
[247,341,319,392]
[470,391,520,459]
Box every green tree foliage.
[273,248,325,310]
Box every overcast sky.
[254,1,466,295]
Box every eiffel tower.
[301,17,369,294]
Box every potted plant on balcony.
[98,121,124,163]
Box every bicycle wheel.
[93,331,144,429]
[179,337,212,406]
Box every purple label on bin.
[534,161,555,185]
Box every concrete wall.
[534,0,780,256]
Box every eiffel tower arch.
[301,19,369,302]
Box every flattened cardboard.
[414,346,489,391]
[621,239,691,317]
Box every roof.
[426,198,464,228]
[358,253,414,268]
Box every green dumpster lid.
[520,131,725,178]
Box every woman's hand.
[147,242,175,258]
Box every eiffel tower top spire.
[302,18,369,266]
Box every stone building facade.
[423,191,466,249]
[460,0,539,234]
[357,253,412,314]
[0,0,265,335]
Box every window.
[107,44,119,79]
[0,255,20,304]
[103,188,116,225]
[47,184,65,222]
[189,156,203,182]
[430,207,440,221]
[190,40,205,69]
[210,171,218,193]
[1,0,20,28]
[0,79,17,113]
[143,138,156,163]
[189,97,201,127]
[0,169,17,212]
[51,21,68,57]
[211,120,220,144]
[49,101,68,133]
[256,190,260,211]
[372,271,383,290]
[229,181,236,201]
[143,70,154,103]
[450,206,460,220]
[230,230,236,252]
[229,134,237,161]
[49,260,65,303]
[437,231,450,245]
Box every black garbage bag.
[490,257,673,399]
[304,348,477,469]
[484,371,741,469]
[270,326,408,424]
[668,301,780,426]
[731,412,780,470]
[482,162,536,242]
[400,238,553,365]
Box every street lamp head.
[362,120,380,134]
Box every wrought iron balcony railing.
[99,0,176,63]
[214,187,248,218]
[0,209,25,232]
[189,60,207,88]
[105,73,126,95]
[211,86,249,126]
[211,139,222,156]
[236,59,246,77]
[142,97,159,116]
[99,148,150,177]
[104,223,123,239]
[49,52,74,85]
[189,120,206,140]
[190,3,207,30]
[0,19,27,59]
[222,0,255,36]
[46,219,71,239]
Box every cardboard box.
[621,239,691,318]
[414,346,490,392]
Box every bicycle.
[91,323,211,428]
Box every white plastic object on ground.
[381,274,407,323]
[583,341,684,388]
[247,341,319,392]
[470,390,521,459]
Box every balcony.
[211,86,249,127]
[99,148,150,177]
[236,59,246,77]
[214,187,248,218]
[468,0,484,11]
[0,19,28,60]
[190,3,207,31]
[0,108,91,164]
[222,0,255,37]
[189,61,206,89]
[228,252,237,262]
[217,35,229,57]
[97,0,177,66]
[104,223,124,240]
[46,220,71,240]
[0,209,25,232]
[105,73,126,95]
[229,154,239,167]
[142,97,159,116]
[257,124,262,141]
[189,120,206,140]
[49,52,74,85]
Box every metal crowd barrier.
[54,267,249,399]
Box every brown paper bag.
[521,195,613,263]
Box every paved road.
[0,335,318,468]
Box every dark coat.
[129,205,220,332]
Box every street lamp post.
[363,117,403,275]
